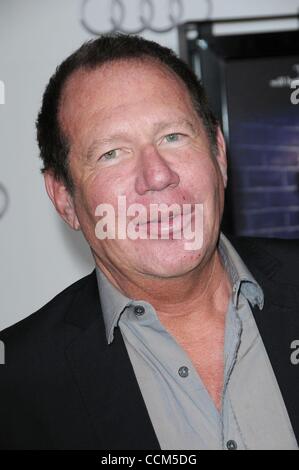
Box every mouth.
[136,206,195,236]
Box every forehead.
[58,60,196,138]
[61,59,189,103]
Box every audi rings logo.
[81,0,213,35]
[0,183,9,219]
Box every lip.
[140,206,194,225]
[140,213,180,225]
[146,214,182,232]
[139,207,194,235]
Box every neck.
[95,249,232,322]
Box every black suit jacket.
[0,236,299,449]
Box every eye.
[164,133,181,143]
[100,149,117,161]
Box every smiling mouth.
[136,207,194,235]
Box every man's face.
[54,60,227,279]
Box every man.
[0,34,298,450]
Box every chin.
[138,242,203,278]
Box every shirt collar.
[218,232,264,311]
[96,231,264,344]
[96,267,133,345]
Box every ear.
[214,127,228,188]
[43,171,80,230]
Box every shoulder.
[227,234,299,286]
[230,235,299,259]
[0,270,95,344]
[0,270,97,394]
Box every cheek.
[87,172,114,204]
[180,156,219,200]
[81,171,131,224]
[73,178,106,230]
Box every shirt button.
[134,305,145,316]
[178,366,189,378]
[226,440,238,450]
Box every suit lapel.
[64,271,160,450]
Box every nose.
[135,144,180,195]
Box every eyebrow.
[153,118,197,135]
[85,118,197,161]
[86,135,125,161]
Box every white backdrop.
[1,0,298,331]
